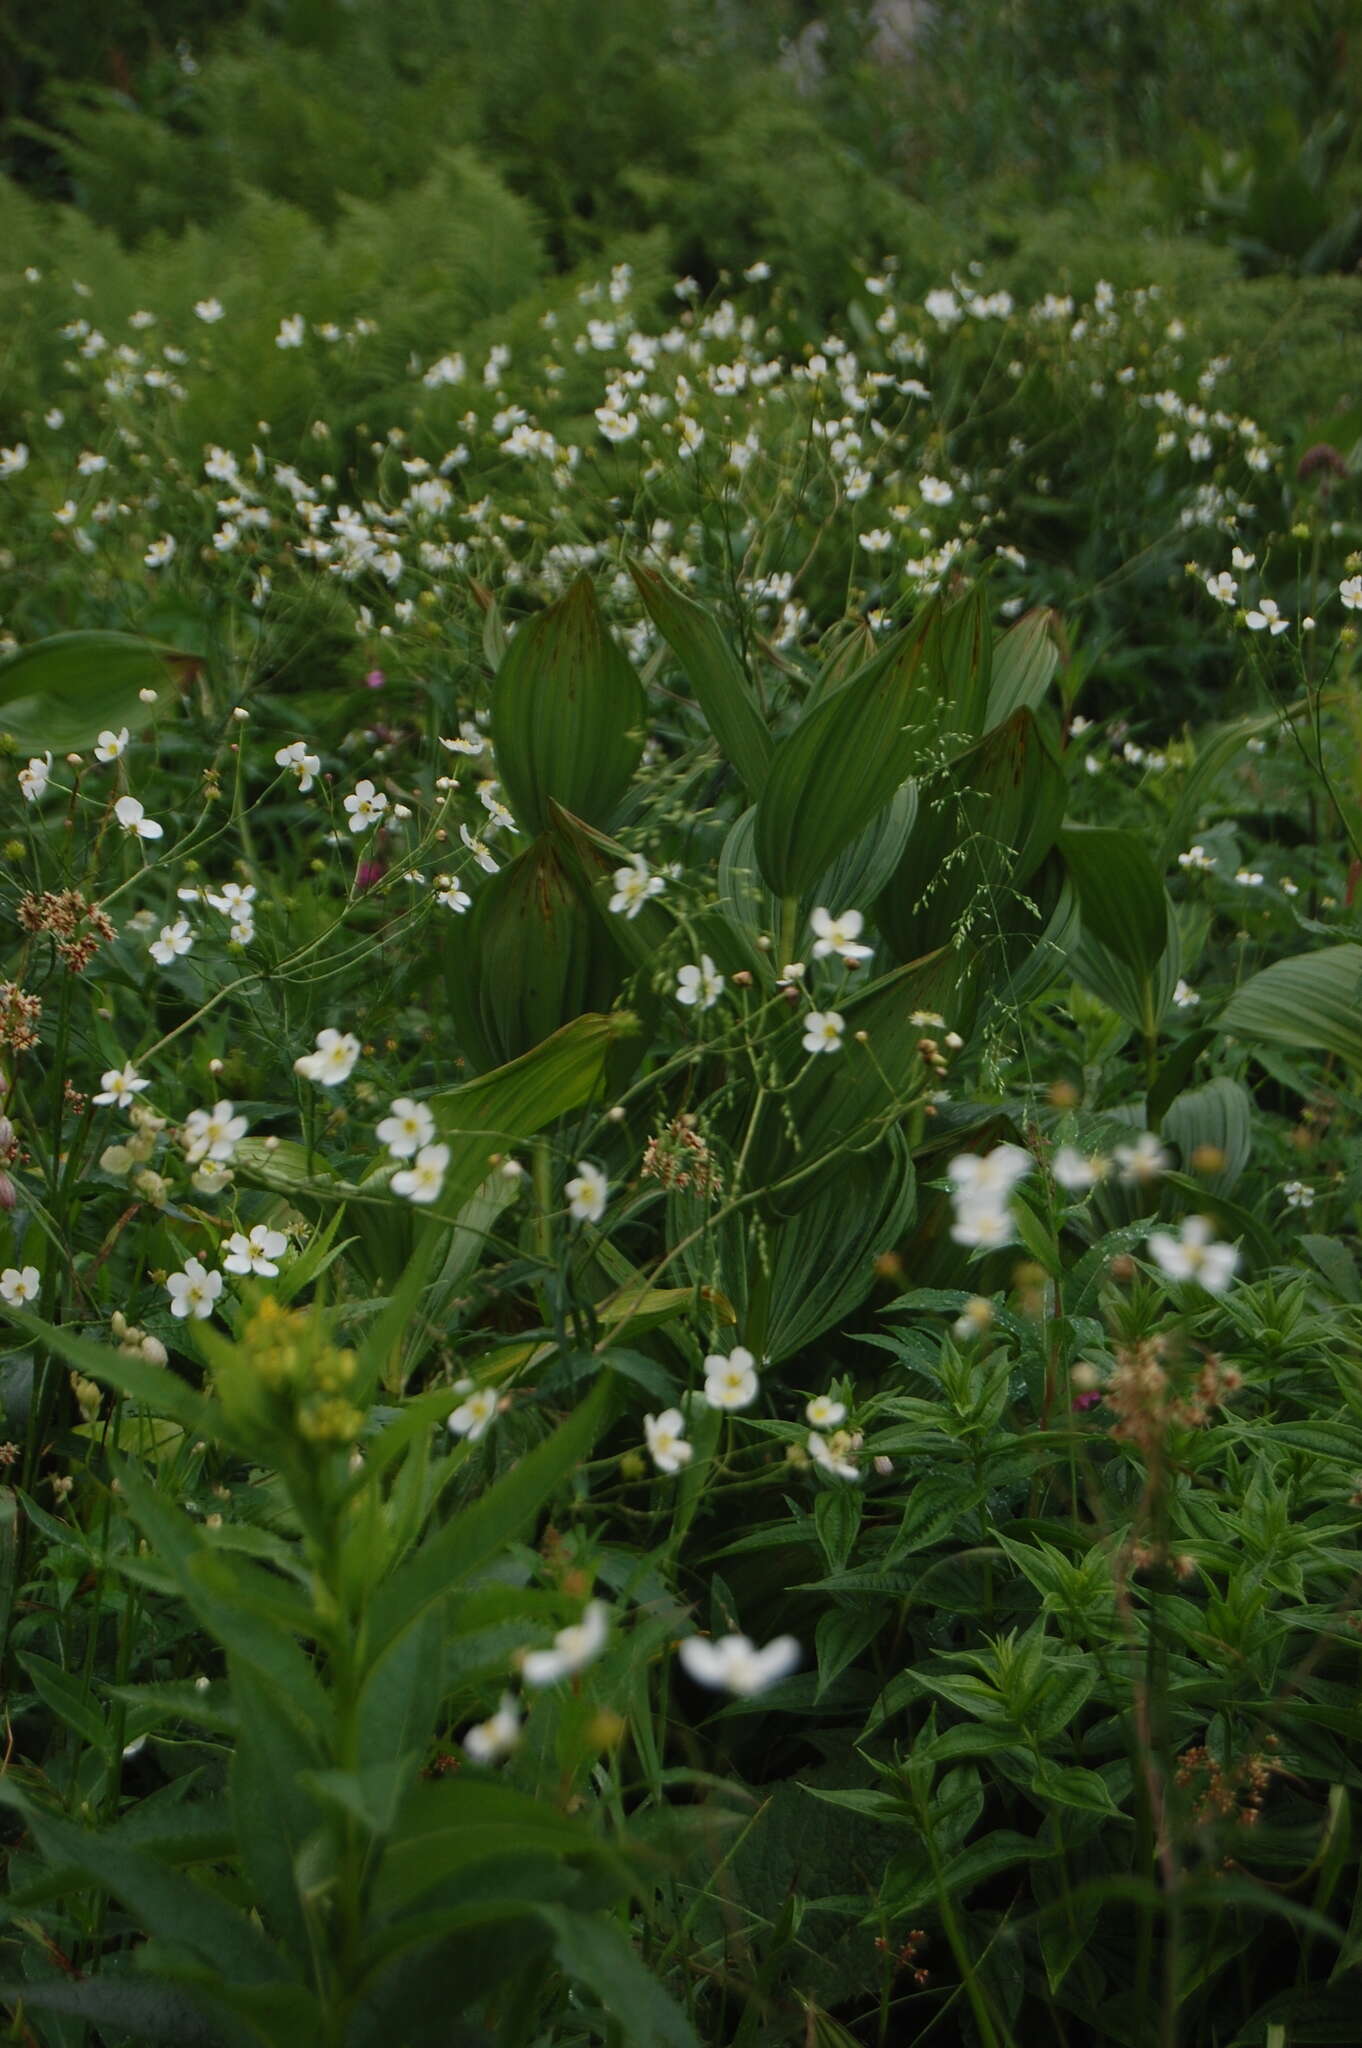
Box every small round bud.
[231,706,249,723]
[606,1105,626,1122]
[138,687,158,704]
[208,1057,224,1075]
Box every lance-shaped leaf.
[629,558,772,797]
[444,833,625,1073]
[934,583,993,741]
[0,629,197,754]
[1060,824,1169,975]
[490,574,644,833]
[875,709,1065,963]
[985,607,1066,729]
[1217,944,1362,1070]
[753,601,944,899]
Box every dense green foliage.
[3,6,1362,2046]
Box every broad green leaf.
[0,629,196,754]
[540,1905,701,2048]
[0,1978,241,2047]
[1161,1076,1252,1193]
[1217,944,1362,1070]
[1158,708,1282,865]
[369,1378,611,1658]
[985,606,1066,728]
[753,600,943,899]
[230,1665,326,1959]
[422,1011,638,1222]
[1067,897,1181,1037]
[1060,824,1169,974]
[490,574,644,834]
[629,559,773,797]
[373,1777,623,1916]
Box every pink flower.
[365,669,386,690]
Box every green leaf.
[985,607,1066,728]
[17,1651,110,1753]
[754,601,943,899]
[1161,1076,1253,1193]
[490,575,644,834]
[230,1665,325,1959]
[369,1379,611,1658]
[0,629,195,754]
[539,1905,701,2048]
[0,1977,240,2046]
[629,559,772,798]
[1060,824,1169,975]
[1217,944,1362,1070]
[1067,896,1181,1036]
[374,1778,623,1916]
[5,1309,215,1435]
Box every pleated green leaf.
[1217,944,1362,1069]
[985,607,1066,729]
[1060,824,1170,975]
[490,574,644,834]
[628,558,773,797]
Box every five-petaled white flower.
[344,779,388,833]
[275,314,306,349]
[947,1143,1033,1248]
[149,917,194,965]
[94,1063,150,1108]
[1114,1132,1168,1185]
[115,795,163,841]
[808,1430,862,1480]
[194,298,225,323]
[448,1385,498,1440]
[377,1097,435,1158]
[802,1010,845,1055]
[18,754,52,803]
[0,1265,41,1309]
[222,1225,288,1277]
[608,857,665,918]
[676,955,724,1010]
[463,1692,521,1762]
[1204,571,1237,605]
[1052,1146,1107,1193]
[1245,598,1288,635]
[1147,1215,1239,1294]
[810,907,873,964]
[459,823,498,873]
[95,727,130,762]
[182,1100,248,1165]
[805,1393,847,1428]
[144,535,176,569]
[566,1161,608,1223]
[435,875,471,912]
[703,1346,760,1411]
[521,1600,609,1688]
[392,1142,450,1204]
[274,740,320,792]
[166,1257,223,1320]
[294,1028,361,1087]
[644,1408,693,1475]
[1340,576,1362,612]
[678,1632,801,1697]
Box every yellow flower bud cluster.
[227,1298,364,1446]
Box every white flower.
[1173,979,1200,1007]
[920,474,954,505]
[1204,571,1237,605]
[94,727,130,761]
[810,907,873,964]
[802,1010,845,1055]
[808,1430,861,1480]
[448,1386,498,1441]
[1282,1180,1314,1210]
[1234,868,1264,887]
[0,1265,41,1308]
[1178,844,1216,873]
[608,857,665,918]
[149,917,194,965]
[222,1225,288,1277]
[115,795,163,841]
[344,779,388,834]
[144,535,177,569]
[1340,576,1362,612]
[459,823,498,874]
[1114,1132,1169,1185]
[566,1160,608,1223]
[275,314,306,349]
[703,1346,760,1411]
[644,1408,692,1475]
[377,1097,435,1158]
[435,875,471,913]
[463,1692,521,1762]
[859,529,893,555]
[294,1028,361,1087]
[194,298,225,323]
[18,754,53,803]
[948,1145,1033,1200]
[596,405,639,443]
[391,1142,450,1204]
[192,1162,233,1197]
[1147,1214,1239,1294]
[678,1632,801,1697]
[521,1600,609,1688]
[950,1199,1017,1249]
[805,1394,846,1427]
[165,1257,223,1320]
[274,740,320,792]
[1052,1146,1107,1193]
[676,955,724,1010]
[182,1100,247,1164]
[94,1063,149,1108]
[1245,598,1288,635]
[0,443,30,478]
[205,881,256,918]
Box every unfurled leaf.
[985,606,1066,728]
[491,574,644,833]
[629,558,772,797]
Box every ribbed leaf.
[490,575,643,833]
[1218,944,1362,1069]
[985,607,1066,728]
[628,559,773,797]
[1060,824,1170,974]
[0,629,196,754]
